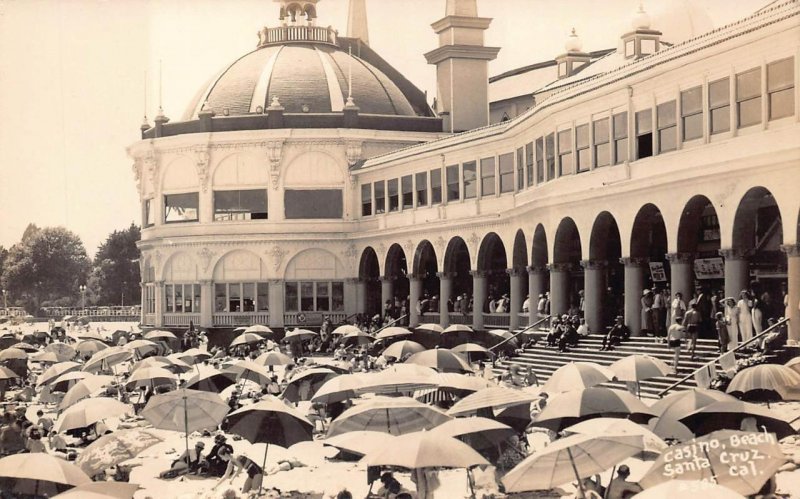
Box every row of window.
[214,282,270,313]
[361,57,795,217]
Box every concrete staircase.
[492,331,726,399]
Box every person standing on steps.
[682,303,701,360]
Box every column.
[344,278,360,319]
[470,270,487,331]
[666,252,694,306]
[782,244,800,344]
[582,260,607,335]
[268,280,284,328]
[139,282,145,325]
[621,257,647,335]
[380,276,394,313]
[527,265,547,325]
[548,263,571,318]
[199,280,213,328]
[507,267,524,331]
[154,281,165,327]
[720,248,750,301]
[437,271,453,328]
[408,275,423,327]
[355,280,367,314]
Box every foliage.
[90,223,141,306]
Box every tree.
[91,223,141,306]
[1,227,91,311]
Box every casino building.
[130,0,800,343]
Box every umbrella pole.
[259,442,269,495]
[466,467,476,499]
[566,447,586,499]
[606,465,617,495]
[183,390,190,460]
[703,447,718,484]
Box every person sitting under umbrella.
[206,434,234,477]
[159,440,206,479]
[605,465,642,499]
[214,452,264,494]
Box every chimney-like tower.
[424,0,500,133]
[347,0,369,45]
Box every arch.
[677,195,719,256]
[531,224,548,268]
[589,212,622,262]
[161,155,198,191]
[553,218,582,264]
[213,249,266,281]
[284,248,346,280]
[303,3,317,19]
[358,247,381,317]
[512,229,528,269]
[444,236,472,297]
[732,187,783,252]
[161,251,199,282]
[358,247,380,280]
[477,233,508,272]
[413,240,440,298]
[384,244,409,301]
[630,203,668,260]
[212,152,268,187]
[283,151,345,187]
[589,212,624,327]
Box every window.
[535,137,544,183]
[300,282,314,311]
[446,165,460,202]
[144,199,155,227]
[144,285,155,314]
[480,157,496,197]
[558,129,573,176]
[214,282,269,312]
[709,78,730,134]
[164,192,199,223]
[613,112,628,164]
[635,109,653,159]
[430,169,442,204]
[736,68,761,128]
[285,190,342,219]
[593,118,610,167]
[361,184,372,216]
[284,281,344,312]
[768,57,794,120]
[545,133,555,180]
[516,148,524,191]
[257,283,269,311]
[374,181,386,214]
[575,124,590,172]
[525,142,534,186]
[415,172,428,207]
[657,101,677,153]
[681,86,703,141]
[499,153,514,193]
[388,179,399,212]
[463,161,477,199]
[213,189,267,221]
[284,282,298,312]
[401,175,413,209]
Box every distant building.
[130,0,800,342]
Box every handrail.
[656,317,790,398]
[372,314,409,336]
[489,316,551,352]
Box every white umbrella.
[54,398,133,433]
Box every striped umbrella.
[531,387,656,432]
[357,366,438,395]
[382,340,425,360]
[542,362,614,394]
[0,453,91,496]
[327,396,451,437]
[447,386,537,417]
[38,361,82,387]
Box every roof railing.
[257,25,338,47]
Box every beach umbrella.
[532,387,655,432]
[0,453,91,496]
[75,340,108,357]
[416,323,444,335]
[564,417,667,455]
[10,342,38,353]
[327,396,452,437]
[223,360,273,386]
[542,362,614,394]
[124,366,177,390]
[76,330,108,342]
[382,340,425,360]
[340,330,376,347]
[634,481,744,499]
[224,396,314,494]
[51,482,140,499]
[487,329,519,346]
[283,328,318,341]
[442,324,473,335]
[143,330,177,341]
[83,347,132,373]
[678,400,795,439]
[230,332,264,348]
[639,430,785,496]
[361,430,489,469]
[323,431,397,457]
[331,325,361,336]
[648,388,737,440]
[50,371,91,393]
[75,428,164,477]
[356,367,438,395]
[123,339,159,358]
[232,327,248,333]
[38,361,82,387]
[433,372,494,397]
[0,366,19,382]
[609,355,671,382]
[54,397,133,433]
[0,347,27,360]
[130,355,192,374]
[44,343,76,361]
[169,348,211,366]
[244,324,273,335]
[447,386,538,417]
[58,375,116,410]
[184,368,235,393]
[451,342,494,363]
[62,315,77,322]
[432,416,516,450]
[405,348,473,373]
[30,351,62,364]
[726,363,800,401]
[311,373,365,404]
[375,326,412,341]
[501,432,645,494]
[255,350,293,368]
[282,367,338,403]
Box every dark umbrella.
[679,400,796,439]
[184,368,235,393]
[282,368,338,403]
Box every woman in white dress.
[723,297,740,350]
[737,290,754,344]
[670,292,687,325]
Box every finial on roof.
[564,28,583,53]
[632,2,651,30]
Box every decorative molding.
[403,239,416,257]
[131,158,143,195]
[264,140,284,190]
[580,259,608,270]
[436,271,455,279]
[467,232,481,253]
[548,262,573,272]
[268,279,283,286]
[433,236,447,255]
[377,242,387,258]
[506,267,525,277]
[193,144,211,192]
[267,245,288,271]
[665,252,695,264]
[619,256,648,267]
[379,275,396,283]
[718,248,750,260]
[469,270,488,278]
[527,265,547,274]
[144,149,159,187]
[780,244,800,258]
[342,243,358,260]
[345,141,363,166]
[197,247,216,273]
[198,279,214,286]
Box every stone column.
[666,252,695,306]
[507,267,524,330]
[268,280,284,328]
[355,280,367,314]
[199,279,213,328]
[781,244,800,344]
[621,257,648,335]
[154,281,165,327]
[139,282,146,325]
[380,276,394,312]
[719,248,750,300]
[582,260,607,335]
[408,275,423,327]
[548,263,571,318]
[344,278,360,319]
[437,271,453,328]
[470,270,487,331]
[527,265,547,325]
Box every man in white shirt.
[522,295,530,313]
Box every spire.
[445,0,478,17]
[347,0,369,45]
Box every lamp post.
[79,285,87,314]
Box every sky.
[0,0,766,257]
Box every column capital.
[268,279,283,286]
[506,267,525,277]
[198,279,214,286]
[718,248,750,260]
[548,262,572,272]
[408,274,424,282]
[469,270,488,278]
[665,252,694,264]
[436,271,455,279]
[781,244,800,258]
[580,259,608,270]
[154,280,165,288]
[379,275,396,283]
[344,278,362,284]
[526,265,548,274]
[619,256,648,267]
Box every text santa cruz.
[662,432,777,479]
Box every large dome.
[182,42,424,121]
